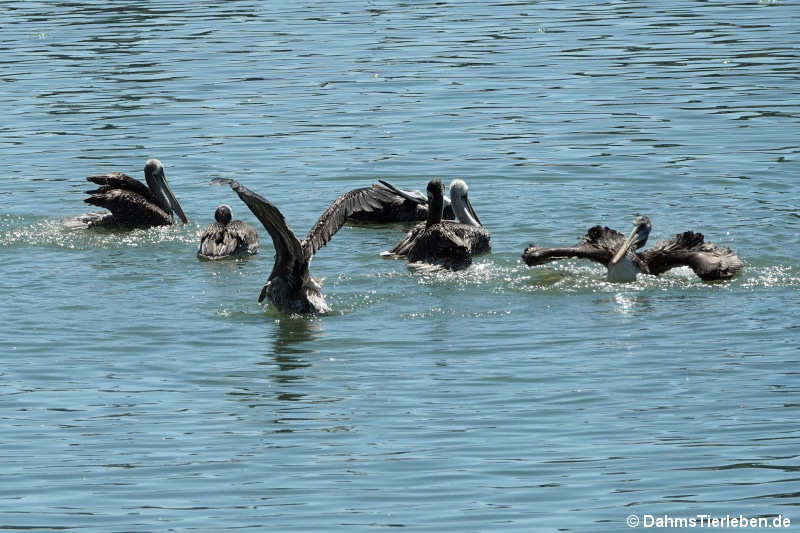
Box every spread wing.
[84,189,171,227]
[345,181,432,223]
[522,225,625,267]
[641,231,743,281]
[83,172,171,227]
[211,179,306,299]
[358,184,413,213]
[376,180,427,204]
[301,186,402,259]
[86,172,156,203]
[387,222,426,256]
[377,179,455,220]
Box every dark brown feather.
[86,172,157,204]
[346,184,429,223]
[301,186,402,259]
[522,225,624,267]
[197,220,259,260]
[211,179,306,292]
[407,222,473,270]
[641,231,743,280]
[84,189,172,228]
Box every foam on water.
[0,214,203,250]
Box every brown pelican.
[384,179,491,270]
[212,178,396,314]
[345,180,455,223]
[67,159,187,229]
[522,215,743,282]
[197,204,259,260]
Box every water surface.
[1,1,799,531]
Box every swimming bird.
[345,180,455,223]
[385,179,491,270]
[197,204,259,260]
[67,159,188,229]
[212,178,396,314]
[522,215,743,282]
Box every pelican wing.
[197,220,259,259]
[301,186,400,258]
[641,231,743,280]
[407,223,472,270]
[450,222,491,255]
[387,222,425,256]
[84,188,172,227]
[228,220,259,254]
[522,225,625,267]
[377,179,458,220]
[212,179,305,296]
[86,172,156,203]
[376,180,427,204]
[344,182,431,223]
[198,222,232,258]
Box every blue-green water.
[1,1,799,531]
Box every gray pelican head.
[214,204,233,225]
[449,179,482,227]
[144,159,188,224]
[610,215,652,266]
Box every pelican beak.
[463,195,483,227]
[610,225,640,266]
[156,172,188,224]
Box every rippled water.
[1,1,799,531]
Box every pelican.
[384,179,491,270]
[522,215,743,282]
[212,178,396,314]
[197,204,259,260]
[67,159,188,229]
[345,180,455,223]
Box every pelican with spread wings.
[345,179,455,223]
[522,215,743,282]
[213,178,396,314]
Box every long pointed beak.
[610,225,639,266]
[158,174,188,224]
[378,179,426,205]
[463,196,482,227]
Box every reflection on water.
[269,316,322,358]
[264,317,320,396]
[609,292,654,316]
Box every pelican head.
[214,204,232,225]
[144,159,188,224]
[449,179,482,227]
[610,215,652,266]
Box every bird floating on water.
[522,215,743,282]
[213,177,406,314]
[384,179,491,270]
[345,179,455,223]
[66,159,188,230]
[197,204,259,260]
